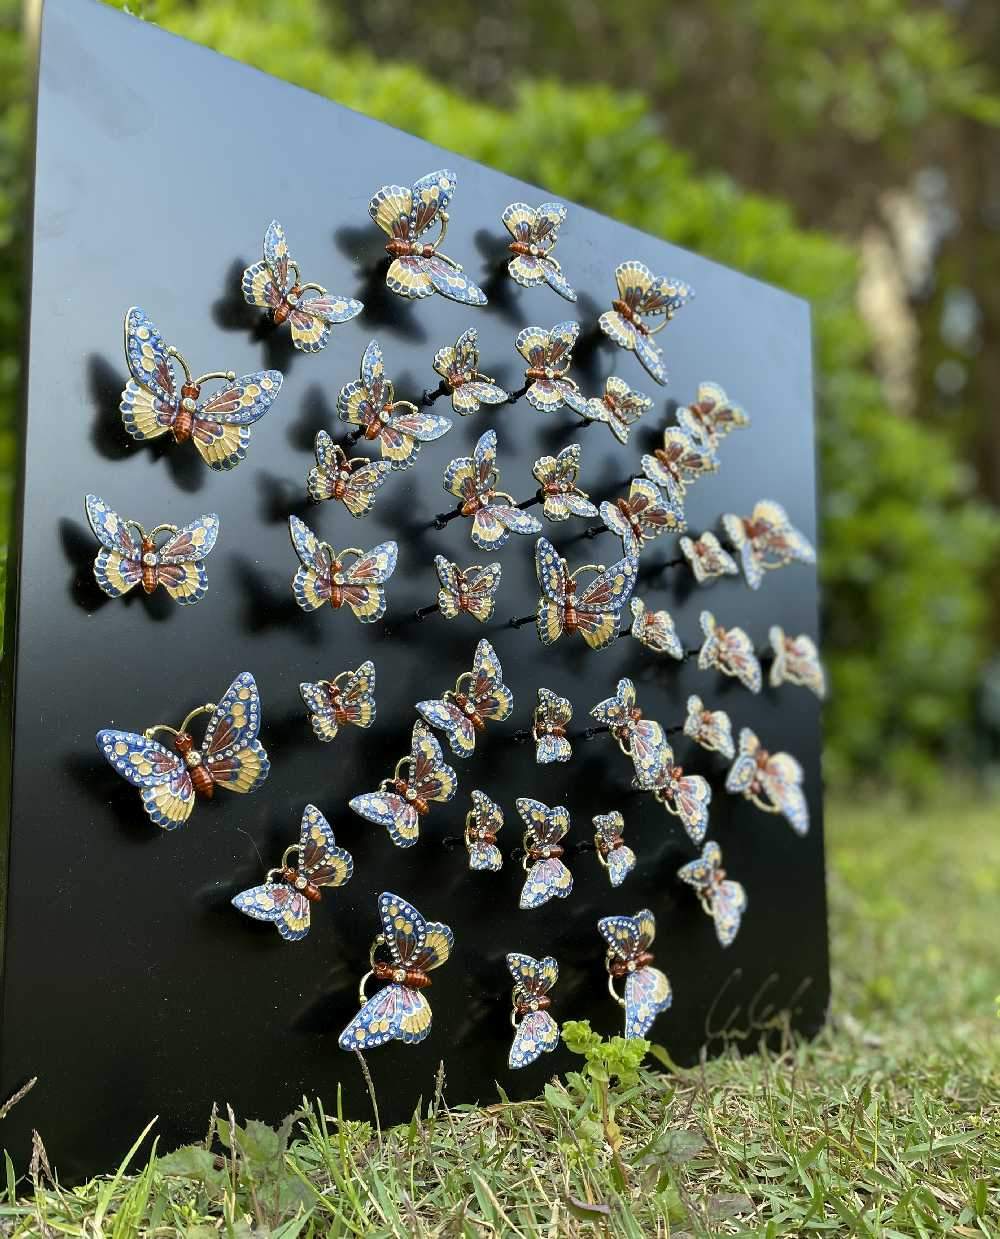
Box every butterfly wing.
[96,730,194,829]
[509,1011,559,1069]
[669,774,712,845]
[416,698,475,758]
[335,661,376,730]
[232,883,311,941]
[85,495,144,599]
[381,406,452,470]
[676,840,721,892]
[289,515,333,611]
[299,680,339,742]
[459,563,502,622]
[711,879,747,947]
[420,253,488,306]
[288,292,363,353]
[202,672,270,796]
[350,791,420,848]
[597,914,644,960]
[338,541,398,623]
[574,553,639,649]
[725,729,760,797]
[722,627,763,694]
[338,983,432,1050]
[468,842,503,871]
[624,966,672,1038]
[120,307,180,441]
[409,721,458,802]
[297,804,354,890]
[536,734,572,764]
[519,859,573,909]
[241,219,289,310]
[470,638,514,722]
[606,845,636,888]
[156,514,220,564]
[763,754,810,835]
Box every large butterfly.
[593,811,635,888]
[85,494,219,607]
[598,261,693,386]
[338,893,454,1051]
[683,694,735,760]
[677,382,749,449]
[416,638,513,758]
[434,556,502,623]
[442,429,542,550]
[726,727,810,836]
[368,169,487,305]
[502,201,577,303]
[349,721,457,848]
[581,376,653,446]
[677,841,747,948]
[307,431,391,516]
[590,677,668,789]
[516,321,590,416]
[600,477,685,556]
[648,747,712,845]
[96,672,269,830]
[532,686,573,765]
[241,219,363,352]
[629,598,683,659]
[533,536,638,651]
[288,515,398,623]
[120,307,283,471]
[433,327,509,415]
[598,910,672,1039]
[338,339,452,470]
[641,428,718,506]
[721,500,815,591]
[517,798,573,910]
[231,805,353,941]
[465,790,504,872]
[698,610,762,694]
[531,443,598,522]
[679,531,738,585]
[507,953,560,1069]
[768,626,826,699]
[298,660,376,743]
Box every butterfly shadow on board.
[58,517,174,621]
[567,290,608,379]
[231,553,324,642]
[287,383,336,454]
[64,752,165,845]
[255,470,311,526]
[472,229,523,326]
[332,224,427,343]
[291,951,373,1037]
[211,256,300,375]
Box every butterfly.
[726,727,810,836]
[581,376,653,446]
[698,610,762,694]
[298,661,376,743]
[593,811,635,888]
[306,431,392,516]
[119,307,283,471]
[516,321,590,416]
[679,531,738,584]
[590,677,668,789]
[231,805,353,941]
[532,687,573,765]
[338,339,452,470]
[769,626,826,699]
[598,261,693,386]
[85,494,219,607]
[368,168,487,305]
[629,598,683,659]
[600,478,685,555]
[241,219,363,352]
[349,721,457,848]
[288,515,398,622]
[465,790,504,872]
[531,444,598,522]
[677,382,749,449]
[434,556,502,623]
[648,747,713,845]
[338,892,454,1051]
[502,201,576,302]
[640,428,718,506]
[96,672,269,830]
[721,500,816,591]
[517,798,573,910]
[507,953,560,1069]
[432,327,508,414]
[443,429,542,550]
[598,910,672,1039]
[677,841,747,948]
[534,536,638,651]
[683,695,735,760]
[416,638,513,758]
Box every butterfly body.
[417,638,512,758]
[507,953,560,1068]
[534,537,638,651]
[465,790,504,872]
[299,661,375,742]
[433,327,508,414]
[502,201,576,302]
[600,478,684,554]
[516,321,590,415]
[444,430,541,550]
[350,722,457,847]
[434,557,502,622]
[598,910,672,1039]
[598,262,693,385]
[582,376,652,445]
[307,431,391,515]
[532,686,573,764]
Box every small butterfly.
[416,638,513,758]
[721,500,816,591]
[726,727,810,835]
[683,695,735,760]
[507,953,560,1069]
[598,910,672,1039]
[517,798,573,909]
[434,556,502,623]
[648,747,712,844]
[307,431,392,516]
[516,321,590,415]
[581,376,653,445]
[598,261,693,386]
[590,677,668,789]
[532,687,573,764]
[432,327,509,414]
[369,168,487,305]
[600,478,685,555]
[677,840,747,948]
[339,892,454,1051]
[531,443,598,522]
[85,494,219,607]
[679,531,738,584]
[350,721,457,848]
[288,516,398,622]
[640,428,718,506]
[465,790,504,872]
[231,804,353,941]
[502,201,576,302]
[299,660,376,743]
[698,610,762,694]
[769,626,826,699]
[96,672,269,830]
[241,219,363,352]
[629,598,683,659]
[534,536,638,651]
[593,811,635,888]
[338,339,452,470]
[120,307,283,471]
[443,429,542,550]
[677,382,749,449]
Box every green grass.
[1,793,997,1236]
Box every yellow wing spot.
[137,327,150,340]
[114,741,128,756]
[262,376,273,389]
[238,688,251,701]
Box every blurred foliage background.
[2,0,999,786]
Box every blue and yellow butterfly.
[534,536,638,651]
[677,382,749,449]
[683,695,735,760]
[532,686,573,765]
[648,746,712,845]
[502,201,577,303]
[677,841,747,948]
[678,531,738,585]
[289,515,397,622]
[768,627,826,699]
[432,327,508,415]
[417,638,513,758]
[507,953,560,1069]
[641,427,718,507]
[443,429,542,550]
[517,798,573,910]
[299,661,376,743]
[593,812,635,888]
[629,598,683,659]
[721,500,816,591]
[434,556,502,623]
[598,261,693,386]
[516,321,590,416]
[531,443,598,522]
[350,721,457,848]
[465,790,504,872]
[698,610,762,694]
[726,727,810,836]
[600,478,685,556]
[598,910,672,1039]
[581,376,653,446]
[307,431,392,516]
[590,677,668,789]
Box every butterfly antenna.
[570,563,606,579]
[193,369,238,386]
[297,282,326,295]
[178,702,217,735]
[145,522,178,540]
[165,345,193,384]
